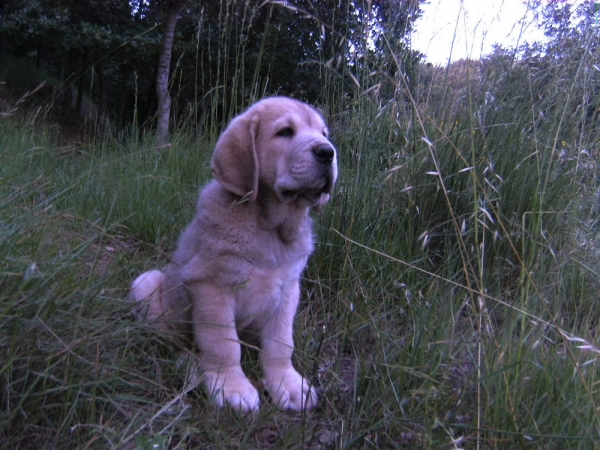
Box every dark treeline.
[0,0,423,137]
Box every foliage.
[0,0,424,135]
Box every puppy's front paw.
[204,369,260,413]
[264,369,318,411]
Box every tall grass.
[2,3,600,448]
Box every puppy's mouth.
[321,172,335,194]
[279,173,335,203]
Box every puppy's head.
[211,97,337,211]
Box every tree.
[524,0,600,143]
[155,0,182,144]
[0,0,425,136]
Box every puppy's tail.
[130,270,166,323]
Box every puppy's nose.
[312,144,335,165]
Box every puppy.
[131,97,337,412]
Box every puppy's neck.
[256,187,311,244]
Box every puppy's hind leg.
[130,270,166,326]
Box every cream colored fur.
[130,97,337,412]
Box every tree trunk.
[61,79,73,107]
[156,0,181,144]
[76,49,87,114]
[0,0,5,59]
[117,85,127,134]
[96,63,110,133]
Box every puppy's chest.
[232,225,312,328]
[235,259,306,329]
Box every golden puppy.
[131,97,337,412]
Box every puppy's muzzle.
[312,143,336,194]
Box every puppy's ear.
[311,193,331,213]
[211,112,260,202]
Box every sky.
[411,0,556,65]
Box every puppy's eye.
[276,127,294,138]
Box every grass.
[3,7,600,450]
